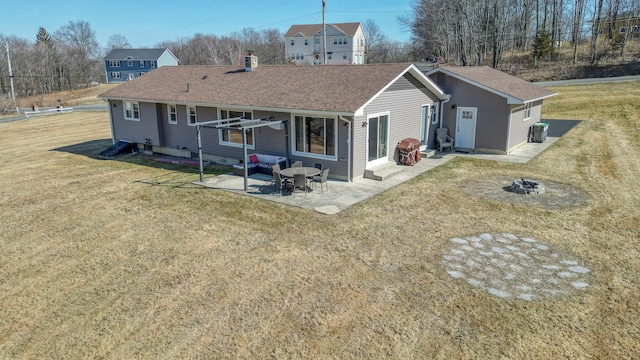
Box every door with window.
[366,113,389,168]
[456,107,477,149]
[420,105,431,147]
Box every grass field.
[1,82,639,358]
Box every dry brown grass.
[17,84,118,108]
[1,82,639,358]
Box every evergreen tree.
[531,28,554,67]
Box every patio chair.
[272,169,290,195]
[292,173,308,197]
[436,128,454,152]
[314,163,323,171]
[291,160,303,167]
[312,168,329,194]
[272,163,281,173]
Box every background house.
[595,11,640,38]
[426,66,557,154]
[284,22,366,65]
[104,48,178,84]
[98,58,447,182]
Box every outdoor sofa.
[232,153,287,176]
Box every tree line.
[0,18,414,107]
[404,0,639,69]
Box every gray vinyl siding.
[509,99,543,151]
[352,73,437,178]
[111,100,161,144]
[435,76,510,153]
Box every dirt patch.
[462,176,589,209]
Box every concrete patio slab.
[194,129,568,214]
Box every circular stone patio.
[461,176,589,209]
[441,233,591,301]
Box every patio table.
[279,167,321,179]
[280,167,320,195]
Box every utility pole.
[322,0,327,65]
[5,41,17,112]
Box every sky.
[2,0,414,48]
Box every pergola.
[193,117,290,191]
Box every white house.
[284,22,366,65]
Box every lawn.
[1,81,639,359]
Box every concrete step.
[364,162,403,181]
[421,148,436,158]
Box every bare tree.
[106,34,131,52]
[54,20,100,88]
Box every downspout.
[439,94,451,128]
[339,116,352,182]
[107,99,116,145]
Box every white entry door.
[456,107,477,149]
[420,105,431,146]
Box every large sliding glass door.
[366,113,389,168]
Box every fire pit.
[510,178,545,194]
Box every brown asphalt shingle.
[99,63,413,113]
[435,66,557,102]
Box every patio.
[193,124,566,214]
[194,154,453,214]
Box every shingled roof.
[98,63,446,114]
[285,22,362,37]
[427,66,557,104]
[104,48,173,61]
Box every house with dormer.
[104,48,179,84]
[284,22,366,65]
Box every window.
[523,102,532,120]
[139,72,145,76]
[293,53,304,60]
[111,72,121,79]
[150,61,156,67]
[187,105,197,125]
[140,60,145,67]
[291,39,295,46]
[343,52,347,59]
[219,110,253,147]
[293,115,336,158]
[124,101,140,120]
[328,53,332,60]
[304,39,309,45]
[315,38,320,44]
[109,60,121,67]
[168,104,177,124]
[620,26,627,34]
[333,38,337,45]
[127,60,133,66]
[343,38,348,45]
[634,25,640,33]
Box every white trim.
[187,105,197,126]
[291,114,338,161]
[167,104,177,124]
[355,63,447,115]
[365,111,391,169]
[455,107,477,149]
[426,68,557,104]
[123,101,140,121]
[217,109,255,149]
[523,102,532,121]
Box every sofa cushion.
[249,154,259,163]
